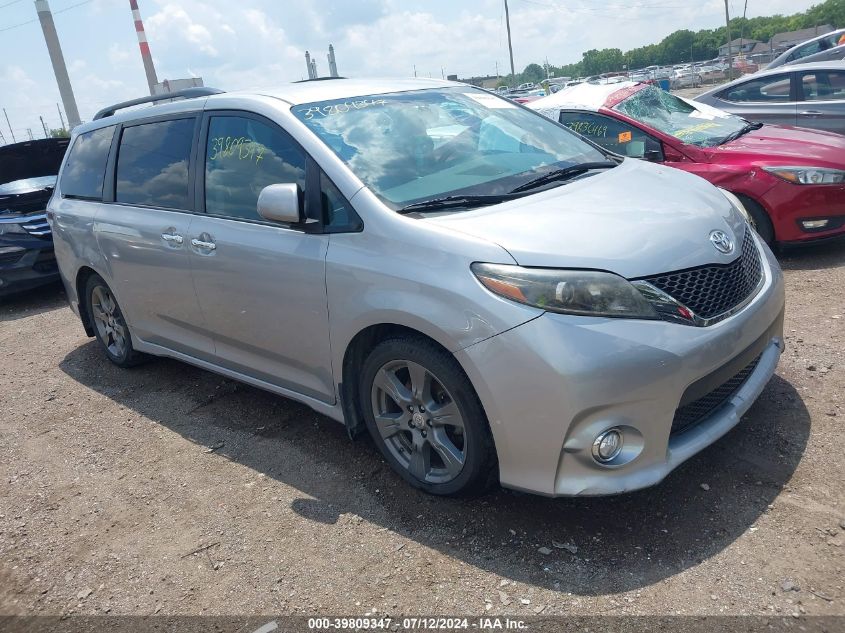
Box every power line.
[0,0,26,10]
[0,0,94,34]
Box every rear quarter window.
[60,126,115,200]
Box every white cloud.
[0,0,826,139]
[146,4,219,57]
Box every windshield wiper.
[508,161,618,194]
[397,194,519,214]
[719,121,763,145]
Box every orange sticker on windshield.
[618,131,632,143]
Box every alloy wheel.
[90,285,127,358]
[370,359,466,484]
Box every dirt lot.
[1,242,843,619]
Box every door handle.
[191,238,217,250]
[161,232,183,244]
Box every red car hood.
[702,125,845,169]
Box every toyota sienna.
[49,80,785,497]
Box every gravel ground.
[1,242,843,619]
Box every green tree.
[581,48,624,75]
[521,63,546,84]
[50,128,69,138]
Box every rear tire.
[83,274,145,368]
[737,195,775,246]
[359,336,497,497]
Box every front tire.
[738,195,775,246]
[84,275,144,368]
[359,337,497,496]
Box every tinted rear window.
[60,126,115,200]
[116,118,195,209]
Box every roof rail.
[93,87,225,120]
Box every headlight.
[762,166,845,185]
[471,263,658,319]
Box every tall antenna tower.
[35,0,81,128]
[129,0,159,95]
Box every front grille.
[640,229,762,321]
[671,354,761,436]
[21,214,52,238]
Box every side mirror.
[257,183,302,224]
[643,149,663,162]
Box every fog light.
[592,428,623,463]
[802,219,829,230]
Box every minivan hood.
[426,159,746,279]
[705,124,845,168]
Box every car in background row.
[767,28,845,70]
[530,81,845,245]
[695,61,845,135]
[50,80,784,498]
[671,69,703,89]
[0,137,69,297]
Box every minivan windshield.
[614,85,748,147]
[293,87,608,209]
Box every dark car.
[0,137,69,297]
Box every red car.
[530,81,845,245]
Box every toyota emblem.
[709,230,734,254]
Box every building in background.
[152,77,205,96]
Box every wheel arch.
[75,265,100,337]
[339,323,479,440]
[733,191,776,244]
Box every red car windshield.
[614,86,748,148]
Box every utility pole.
[504,0,515,80]
[35,0,81,128]
[40,115,49,138]
[724,0,733,82]
[128,0,158,95]
[3,108,15,144]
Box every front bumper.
[0,236,59,297]
[455,234,785,496]
[766,180,845,243]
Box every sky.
[0,0,826,143]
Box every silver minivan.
[49,79,785,497]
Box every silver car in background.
[767,28,845,70]
[695,61,845,134]
[49,79,785,497]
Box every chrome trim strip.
[0,214,43,224]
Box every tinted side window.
[115,118,195,209]
[60,126,115,200]
[719,75,792,102]
[204,116,306,221]
[321,172,361,233]
[558,112,661,159]
[800,70,845,101]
